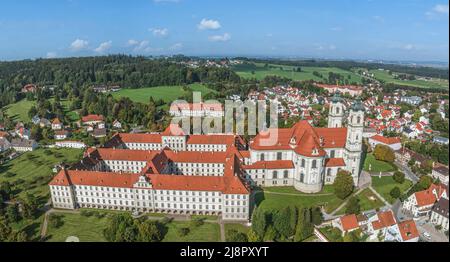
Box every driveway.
[395,161,419,183]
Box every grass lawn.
[369,69,449,90]
[357,188,385,211]
[3,98,73,123]
[233,62,363,84]
[45,213,109,242]
[371,176,413,204]
[262,185,334,195]
[255,187,344,214]
[162,221,220,242]
[112,84,216,104]
[363,153,396,173]
[224,223,250,238]
[0,148,83,204]
[318,226,343,242]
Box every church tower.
[328,92,344,128]
[344,99,365,186]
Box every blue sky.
[0,0,448,61]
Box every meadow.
[369,69,449,89]
[233,62,363,84]
[112,83,217,104]
[3,98,75,123]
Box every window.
[327,169,332,176]
[330,150,335,158]
[260,154,265,161]
[300,173,305,183]
[284,170,289,179]
[277,152,282,160]
[336,107,340,114]
[312,160,317,168]
[273,171,278,179]
[357,116,361,124]
[301,159,305,168]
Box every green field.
[363,153,396,173]
[112,84,217,104]
[371,176,413,204]
[256,187,344,214]
[162,221,221,242]
[45,213,109,242]
[233,62,363,83]
[0,148,83,204]
[3,98,73,123]
[369,69,449,89]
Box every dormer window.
[290,137,296,145]
[312,148,319,156]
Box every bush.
[390,187,401,199]
[393,171,405,184]
[345,197,361,215]
[226,229,248,242]
[189,217,204,228]
[80,210,93,217]
[48,214,64,228]
[177,227,190,237]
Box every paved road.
[395,161,419,183]
[416,218,449,242]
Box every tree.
[345,197,361,215]
[247,229,260,242]
[21,194,39,219]
[6,204,21,223]
[0,181,12,201]
[0,216,12,241]
[273,207,293,239]
[310,207,323,226]
[177,227,190,237]
[294,208,313,242]
[390,187,401,199]
[137,220,164,242]
[333,170,354,200]
[226,229,248,242]
[48,214,64,228]
[418,175,433,190]
[393,171,405,184]
[263,225,278,242]
[373,144,395,163]
[189,217,204,228]
[251,207,267,239]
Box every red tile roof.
[242,160,294,170]
[81,114,104,123]
[414,183,448,207]
[370,135,401,145]
[372,210,397,230]
[52,118,61,124]
[397,220,419,241]
[325,158,346,167]
[340,214,359,231]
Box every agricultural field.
[371,176,413,204]
[369,69,449,90]
[112,84,217,104]
[233,62,363,84]
[0,148,83,204]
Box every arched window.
[357,116,361,124]
[284,170,289,179]
[327,169,332,176]
[300,173,305,183]
[301,159,305,167]
[330,150,335,158]
[273,171,278,179]
[277,152,282,160]
[260,154,265,161]
[312,160,317,168]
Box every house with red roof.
[51,118,63,130]
[332,214,362,236]
[369,135,402,151]
[81,114,104,126]
[402,183,449,218]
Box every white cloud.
[208,33,231,42]
[403,44,415,50]
[372,15,385,23]
[169,43,183,51]
[46,52,57,58]
[198,18,221,30]
[94,41,112,53]
[127,39,139,46]
[426,4,449,18]
[266,33,273,37]
[69,39,89,51]
[150,28,169,37]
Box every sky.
[0,0,448,62]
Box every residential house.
[55,140,86,149]
[369,135,402,151]
[52,118,63,130]
[430,198,449,231]
[112,120,122,129]
[11,138,38,152]
[54,130,70,140]
[432,166,449,185]
[402,183,448,218]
